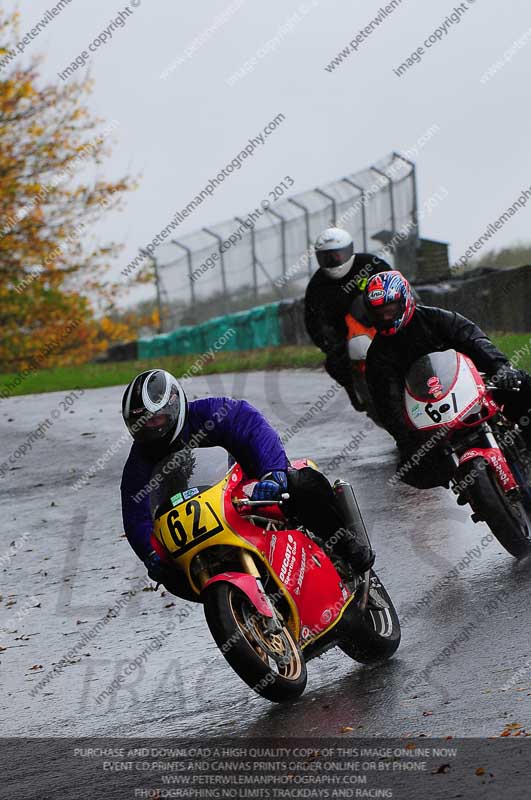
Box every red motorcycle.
[404,349,531,557]
[150,449,400,702]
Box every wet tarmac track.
[1,369,530,742]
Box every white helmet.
[122,369,188,447]
[314,227,355,280]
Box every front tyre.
[203,583,307,703]
[459,458,531,558]
[339,572,401,664]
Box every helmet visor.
[316,243,354,271]
[126,406,178,444]
[366,299,404,331]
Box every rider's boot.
[333,528,375,574]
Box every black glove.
[144,550,169,585]
[493,364,524,391]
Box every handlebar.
[233,492,290,509]
[484,383,521,392]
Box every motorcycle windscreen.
[149,446,231,518]
[405,350,459,401]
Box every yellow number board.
[158,491,225,556]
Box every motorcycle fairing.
[265,527,350,642]
[345,313,376,361]
[224,464,352,641]
[154,477,272,597]
[404,352,486,431]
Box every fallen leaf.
[341,726,354,732]
[475,768,485,776]
[432,764,450,774]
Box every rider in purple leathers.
[120,370,374,587]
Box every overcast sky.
[8,0,531,305]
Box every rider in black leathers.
[304,227,390,406]
[363,271,531,488]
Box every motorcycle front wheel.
[203,583,307,703]
[459,457,531,558]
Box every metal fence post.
[288,198,313,277]
[152,255,163,333]
[140,249,163,332]
[342,178,368,251]
[393,151,418,241]
[171,239,196,311]
[203,228,228,311]
[235,217,258,301]
[371,166,396,234]
[314,188,337,226]
[265,206,287,279]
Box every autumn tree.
[0,10,144,373]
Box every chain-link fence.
[153,151,418,330]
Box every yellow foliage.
[0,10,138,372]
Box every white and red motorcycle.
[404,349,531,557]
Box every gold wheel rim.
[228,589,302,681]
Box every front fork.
[238,552,284,635]
[449,424,520,506]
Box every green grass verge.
[0,345,324,397]
[1,333,530,397]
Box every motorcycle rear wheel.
[203,583,307,703]
[339,572,401,664]
[460,457,531,558]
